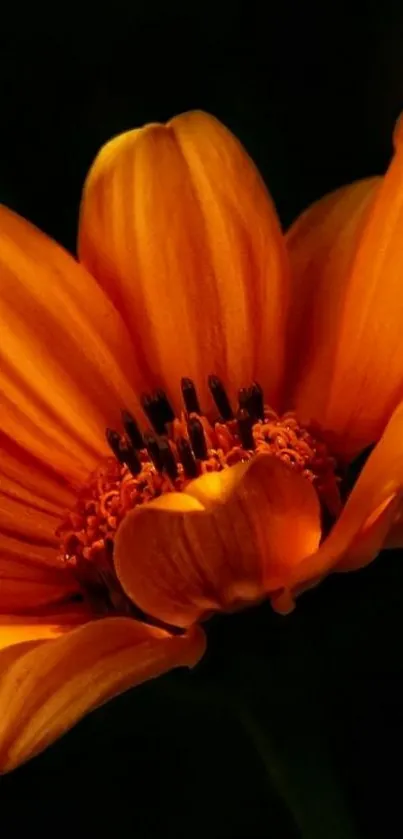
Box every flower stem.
[223,609,359,839]
[235,692,357,839]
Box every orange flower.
[0,110,402,772]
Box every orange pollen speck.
[56,377,342,617]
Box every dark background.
[1,3,403,837]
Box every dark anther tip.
[236,409,256,450]
[141,392,152,407]
[106,428,127,464]
[238,387,249,408]
[144,432,164,472]
[157,438,178,479]
[238,387,256,420]
[188,417,208,460]
[178,437,198,478]
[106,427,120,446]
[208,374,234,420]
[141,392,168,435]
[121,410,144,450]
[153,389,175,424]
[250,381,264,420]
[122,444,142,476]
[181,377,201,414]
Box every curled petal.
[78,111,288,412]
[288,401,403,588]
[0,617,205,773]
[114,454,321,627]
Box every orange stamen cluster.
[57,377,341,616]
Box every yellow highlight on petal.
[135,491,204,514]
[184,458,253,507]
[0,615,82,652]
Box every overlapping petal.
[0,206,142,486]
[288,140,403,456]
[0,430,80,611]
[78,110,289,413]
[0,537,79,613]
[286,177,380,454]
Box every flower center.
[57,376,342,618]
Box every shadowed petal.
[289,139,403,456]
[114,454,321,627]
[0,617,205,773]
[286,178,380,455]
[288,400,403,589]
[78,111,288,412]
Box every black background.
[1,3,403,837]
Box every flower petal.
[0,428,72,548]
[0,431,75,516]
[0,432,82,612]
[78,111,288,412]
[0,617,206,772]
[0,534,80,613]
[0,607,91,651]
[286,177,380,454]
[0,206,141,485]
[114,454,321,627]
[0,422,82,611]
[0,490,60,547]
[288,400,403,588]
[289,141,403,456]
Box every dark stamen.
[208,375,234,420]
[188,417,208,459]
[121,410,144,450]
[106,429,127,464]
[238,387,256,419]
[144,433,164,471]
[237,409,255,450]
[120,442,142,476]
[177,437,198,478]
[181,377,201,414]
[158,439,178,479]
[141,393,167,435]
[153,389,175,424]
[249,382,264,420]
